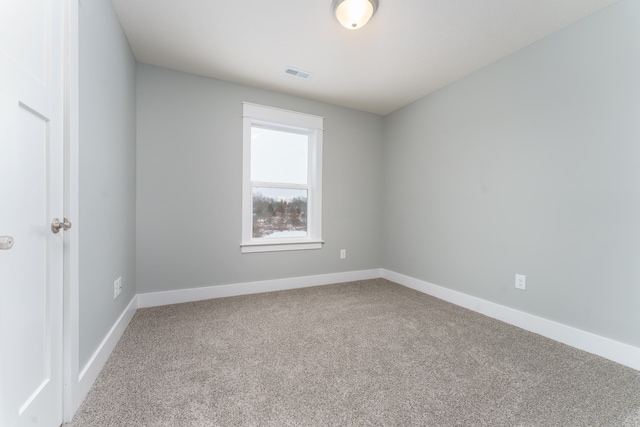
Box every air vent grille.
[284,67,312,80]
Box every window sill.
[241,240,324,254]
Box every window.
[241,103,324,253]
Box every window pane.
[251,127,308,184]
[252,187,308,239]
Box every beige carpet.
[67,279,640,426]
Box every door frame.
[63,0,80,421]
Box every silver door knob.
[0,236,14,250]
[51,217,72,233]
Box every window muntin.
[242,103,323,253]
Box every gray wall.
[382,0,640,347]
[78,0,137,369]
[80,0,638,365]
[136,64,383,293]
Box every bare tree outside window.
[252,188,308,238]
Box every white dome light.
[332,0,379,30]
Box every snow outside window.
[241,103,324,253]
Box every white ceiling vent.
[284,67,312,80]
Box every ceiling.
[111,0,618,116]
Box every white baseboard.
[76,295,138,405]
[381,269,640,372]
[137,269,383,308]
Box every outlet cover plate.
[515,274,526,290]
[114,277,122,299]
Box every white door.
[0,1,65,426]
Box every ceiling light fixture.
[332,0,378,30]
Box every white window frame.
[241,102,324,253]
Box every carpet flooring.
[67,279,640,426]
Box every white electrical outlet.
[340,249,346,259]
[515,274,526,290]
[114,277,122,299]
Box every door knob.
[51,217,72,234]
[0,236,14,250]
